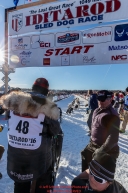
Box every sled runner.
[51,131,64,188]
[31,131,64,193]
[58,107,62,123]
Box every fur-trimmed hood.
[0,91,59,120]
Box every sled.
[30,131,64,193]
[51,131,64,188]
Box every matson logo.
[44,45,94,56]
[111,55,127,61]
[109,45,128,51]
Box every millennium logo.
[57,33,79,43]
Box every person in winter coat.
[72,149,127,193]
[0,125,4,179]
[81,90,120,171]
[86,90,98,135]
[120,87,128,133]
[113,92,120,112]
[0,78,63,193]
[0,145,4,179]
[118,91,124,116]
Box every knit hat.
[97,90,113,102]
[89,151,116,182]
[33,78,49,89]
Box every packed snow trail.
[0,95,128,193]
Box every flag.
[13,0,19,6]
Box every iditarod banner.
[8,0,127,36]
[9,23,128,67]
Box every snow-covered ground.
[0,95,128,193]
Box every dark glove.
[85,104,88,107]
[92,146,105,158]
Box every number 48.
[16,120,29,134]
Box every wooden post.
[4,9,9,94]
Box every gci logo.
[111,55,127,61]
[40,42,50,47]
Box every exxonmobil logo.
[111,55,127,61]
[25,0,121,26]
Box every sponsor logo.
[83,56,96,63]
[19,51,32,57]
[31,36,52,49]
[10,171,33,180]
[83,27,112,44]
[84,31,111,38]
[21,58,30,66]
[43,58,50,65]
[111,55,127,61]
[61,56,70,66]
[40,42,50,48]
[115,24,128,41]
[57,33,79,43]
[18,38,23,44]
[108,45,128,51]
[14,44,28,50]
[12,14,23,32]
[35,38,51,48]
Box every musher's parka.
[0,91,62,182]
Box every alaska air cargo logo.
[12,14,23,32]
[57,33,79,43]
[115,24,128,41]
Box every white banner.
[9,22,128,67]
[8,0,127,36]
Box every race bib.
[8,112,45,150]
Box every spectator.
[0,77,63,193]
[0,125,4,179]
[118,91,125,117]
[72,150,127,193]
[86,90,98,135]
[0,145,4,179]
[113,92,119,113]
[81,90,120,172]
[120,87,128,133]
